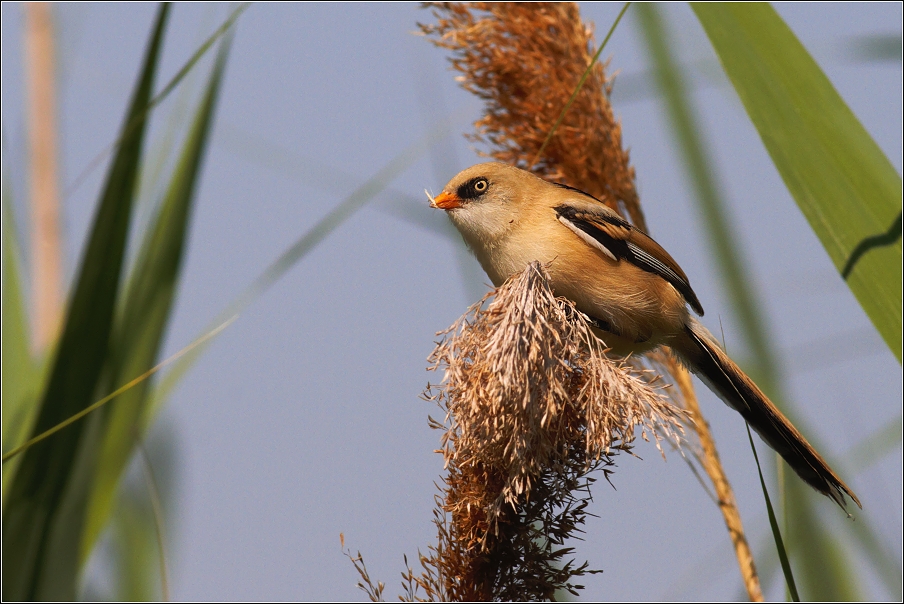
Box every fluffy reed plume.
[400,3,763,600]
[405,263,686,601]
[419,2,644,227]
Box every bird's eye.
[458,177,490,200]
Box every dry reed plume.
[407,262,686,601]
[345,3,761,601]
[419,2,644,227]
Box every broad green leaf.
[691,3,903,362]
[0,6,169,599]
[1,183,41,506]
[81,37,232,562]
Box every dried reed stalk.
[24,2,64,352]
[416,2,762,600]
[670,363,761,600]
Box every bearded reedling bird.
[428,161,861,511]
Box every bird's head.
[428,162,546,246]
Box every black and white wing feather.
[554,200,704,316]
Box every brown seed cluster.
[403,263,685,601]
[420,2,646,227]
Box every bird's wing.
[554,201,705,315]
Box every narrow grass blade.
[1,182,41,505]
[785,478,862,601]
[1,317,235,465]
[146,4,247,112]
[0,6,169,599]
[80,35,232,563]
[692,3,903,361]
[741,393,864,600]
[747,424,800,602]
[788,416,902,600]
[749,494,900,602]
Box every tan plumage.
[431,161,861,511]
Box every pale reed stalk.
[24,2,64,352]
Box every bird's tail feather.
[674,318,861,511]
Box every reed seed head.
[411,263,686,600]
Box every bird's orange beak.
[431,191,462,210]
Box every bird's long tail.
[673,318,861,511]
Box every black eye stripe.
[457,177,490,200]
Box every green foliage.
[637,3,901,601]
[1,5,235,599]
[81,35,232,564]
[687,4,902,598]
[1,5,449,596]
[3,4,897,601]
[2,8,169,598]
[692,3,903,362]
[1,180,43,506]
